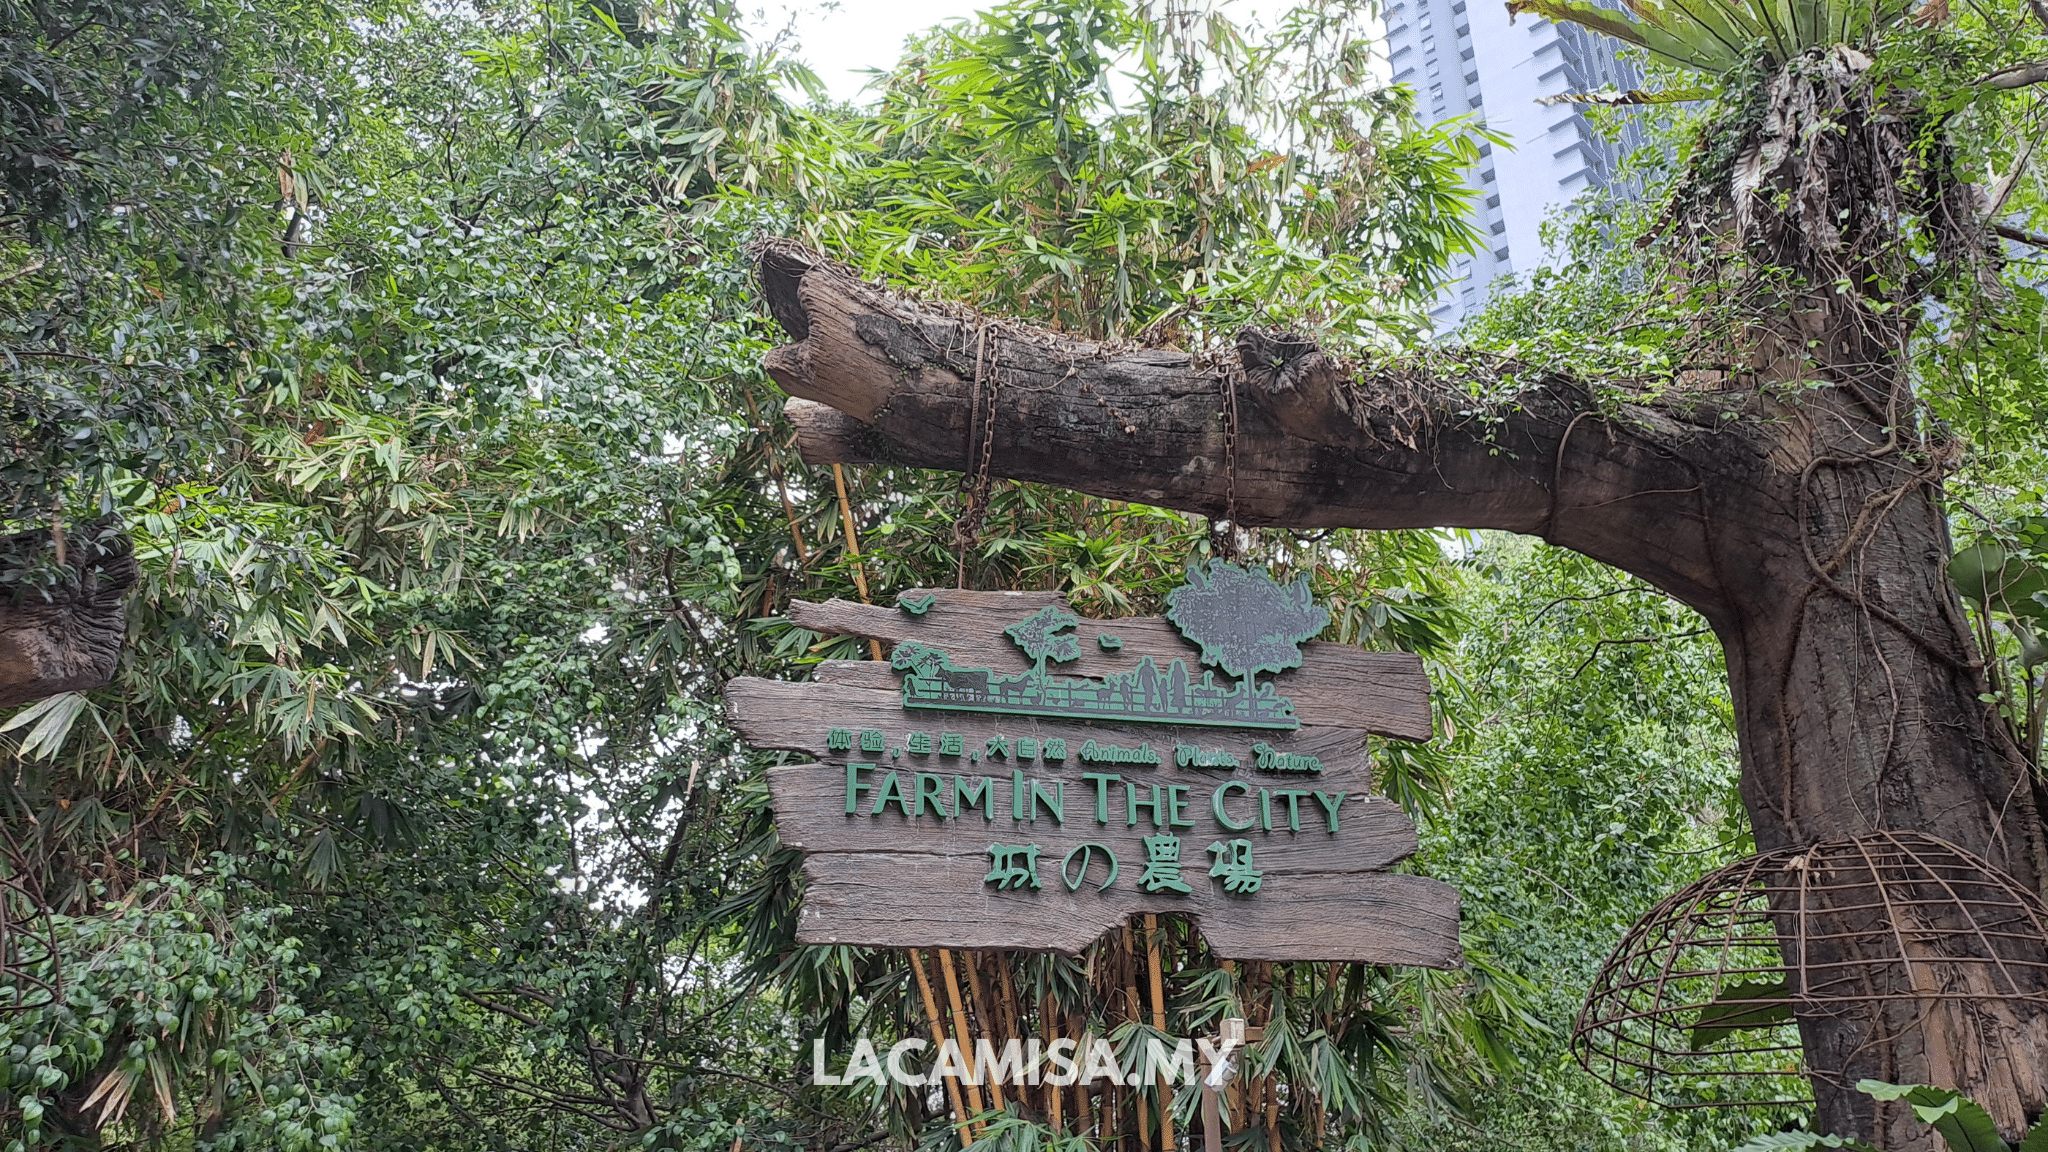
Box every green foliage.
[1731,1082,2048,1151]
[1949,508,2048,770]
[1949,522,2048,630]
[1857,1082,2014,1152]
[1388,537,1765,1152]
[1503,0,1913,77]
[0,859,354,1151]
[785,0,1492,344]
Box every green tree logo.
[1166,561,1328,697]
[1005,604,1083,677]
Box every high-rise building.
[1382,0,1650,326]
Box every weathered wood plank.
[727,678,1375,778]
[766,765,1417,872]
[796,851,1462,965]
[810,661,901,690]
[785,595,1432,740]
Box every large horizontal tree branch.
[1985,59,2048,88]
[755,241,1739,616]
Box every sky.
[774,0,1313,106]
[778,0,993,104]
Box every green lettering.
[1260,788,1272,832]
[1277,789,1306,832]
[915,773,950,818]
[1012,769,1026,819]
[870,772,913,818]
[845,763,875,815]
[1167,785,1193,828]
[954,776,994,821]
[1212,781,1254,831]
[1082,773,1122,824]
[1127,783,1165,828]
[1314,791,1347,833]
[1028,780,1065,824]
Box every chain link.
[1213,364,1241,562]
[954,324,1001,588]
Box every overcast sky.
[777,0,992,104]
[773,0,1312,106]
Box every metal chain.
[1212,364,1241,562]
[954,323,1000,588]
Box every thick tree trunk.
[753,242,2048,1143]
[0,526,136,708]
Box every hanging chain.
[954,323,1001,588]
[1212,363,1242,562]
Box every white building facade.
[1383,0,1650,326]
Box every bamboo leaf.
[1,691,88,760]
[1505,0,1742,73]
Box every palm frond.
[1506,0,1746,73]
[1509,0,1917,79]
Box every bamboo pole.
[829,462,886,661]
[1145,915,1176,1151]
[1121,926,1150,1149]
[1221,961,1244,1132]
[963,951,1006,1114]
[1260,962,1280,1152]
[1072,1010,1095,1141]
[938,949,991,1132]
[1263,1071,1280,1152]
[1042,990,1065,1133]
[990,955,1029,1116]
[912,949,974,1147]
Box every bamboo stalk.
[1145,915,1176,1151]
[1221,961,1244,1132]
[938,948,990,1133]
[990,954,1028,1117]
[1261,963,1279,1152]
[1264,1072,1280,1152]
[1081,1004,1097,1131]
[829,461,886,661]
[963,951,1006,1114]
[1121,926,1150,1150]
[994,954,1024,1054]
[1106,1075,1121,1152]
[911,949,974,1147]
[1042,990,1065,1133]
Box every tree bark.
[0,525,136,708]
[753,241,2048,1143]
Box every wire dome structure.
[0,875,60,1014]
[1574,830,2048,1109]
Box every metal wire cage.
[1573,830,2048,1108]
[0,876,60,1014]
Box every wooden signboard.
[725,563,1460,966]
